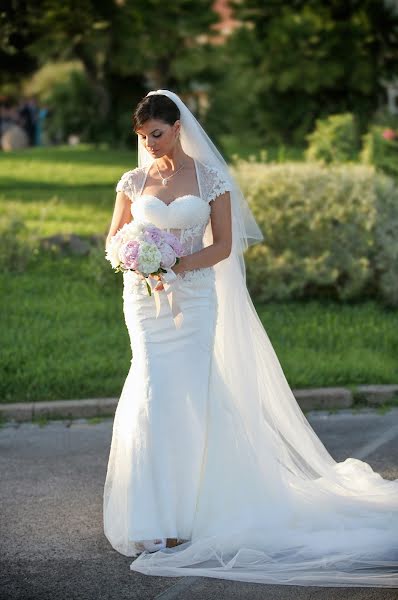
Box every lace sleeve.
[200,163,232,204]
[115,170,136,201]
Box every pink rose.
[158,242,176,268]
[382,128,396,141]
[162,231,185,256]
[144,226,163,246]
[119,240,139,269]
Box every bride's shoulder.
[115,165,147,200]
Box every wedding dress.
[103,90,398,588]
[104,158,222,550]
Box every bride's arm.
[105,191,132,250]
[173,191,232,274]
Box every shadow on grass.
[0,180,110,203]
[0,145,137,167]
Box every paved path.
[1,408,397,600]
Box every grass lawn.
[0,144,137,238]
[1,146,397,403]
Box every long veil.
[130,90,398,587]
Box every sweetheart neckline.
[137,193,203,208]
[136,158,203,208]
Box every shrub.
[360,125,398,179]
[373,174,398,306]
[368,107,398,131]
[44,71,104,144]
[305,113,360,163]
[232,161,398,306]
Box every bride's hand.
[171,257,186,276]
[149,257,186,291]
[150,274,164,291]
[154,277,164,291]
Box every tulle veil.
[129,89,398,587]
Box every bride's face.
[136,118,180,158]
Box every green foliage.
[370,107,398,130]
[40,68,134,145]
[218,135,305,164]
[217,0,398,145]
[9,0,219,144]
[373,175,398,306]
[0,3,39,85]
[5,0,398,149]
[361,125,398,179]
[305,113,360,163]
[43,70,101,143]
[234,161,398,306]
[23,61,83,100]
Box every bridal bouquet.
[105,221,184,295]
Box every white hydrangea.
[105,236,122,268]
[121,221,145,241]
[137,242,162,275]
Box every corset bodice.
[131,193,211,256]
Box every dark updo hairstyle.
[133,94,180,132]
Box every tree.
[216,0,398,144]
[0,1,39,86]
[2,0,219,142]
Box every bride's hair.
[133,94,180,131]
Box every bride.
[103,89,398,587]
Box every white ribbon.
[151,268,183,329]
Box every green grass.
[0,144,137,237]
[0,145,397,403]
[256,300,398,389]
[1,252,397,403]
[1,253,129,402]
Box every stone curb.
[1,385,398,423]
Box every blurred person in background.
[19,96,38,146]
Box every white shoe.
[137,538,167,553]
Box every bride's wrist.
[172,256,188,274]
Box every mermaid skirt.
[103,268,217,556]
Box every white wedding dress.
[103,157,398,587]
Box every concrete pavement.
[1,408,397,600]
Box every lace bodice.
[132,195,210,256]
[115,158,231,290]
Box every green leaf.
[146,280,152,296]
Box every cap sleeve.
[199,162,232,204]
[115,170,136,201]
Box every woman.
[104,90,398,587]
